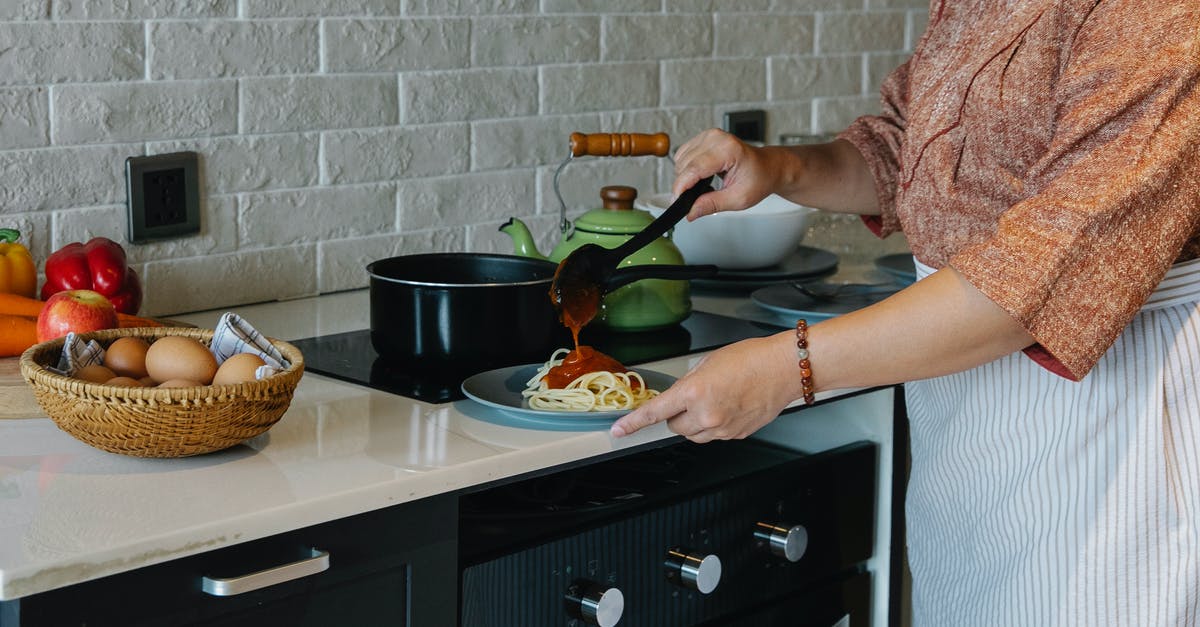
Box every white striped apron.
[905,257,1200,626]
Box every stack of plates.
[873,253,916,284]
[748,253,915,323]
[751,282,901,323]
[690,246,839,290]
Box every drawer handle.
[201,548,330,596]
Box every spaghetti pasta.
[522,348,660,411]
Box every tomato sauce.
[548,261,632,389]
[550,269,600,347]
[543,345,636,390]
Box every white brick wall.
[52,80,239,144]
[0,3,924,316]
[149,20,319,79]
[0,22,143,83]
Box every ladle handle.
[606,264,719,291]
[610,176,715,262]
[570,132,670,158]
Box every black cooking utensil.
[604,263,719,291]
[551,176,716,299]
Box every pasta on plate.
[522,348,660,412]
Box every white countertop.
[0,288,887,603]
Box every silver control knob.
[755,522,808,562]
[664,547,722,594]
[565,580,624,627]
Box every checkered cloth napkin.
[49,334,104,376]
[209,312,288,379]
[51,312,287,380]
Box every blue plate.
[751,282,899,323]
[874,253,916,284]
[460,364,676,431]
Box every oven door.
[708,570,871,626]
[459,441,877,627]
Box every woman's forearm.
[805,266,1036,393]
[768,139,881,216]
[611,265,1036,439]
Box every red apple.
[36,289,120,343]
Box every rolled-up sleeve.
[949,5,1200,380]
[839,58,911,238]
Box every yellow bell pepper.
[0,229,37,298]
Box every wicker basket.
[19,327,305,458]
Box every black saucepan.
[367,253,566,375]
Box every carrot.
[0,292,45,318]
[0,314,37,357]
[118,313,165,328]
[0,292,164,328]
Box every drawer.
[2,494,457,627]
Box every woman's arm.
[670,131,882,219]
[611,265,1035,441]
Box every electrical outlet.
[723,109,767,143]
[126,151,201,243]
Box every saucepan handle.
[569,132,671,158]
[605,264,719,291]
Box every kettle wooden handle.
[569,132,670,158]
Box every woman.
[612,1,1200,624]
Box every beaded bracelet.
[796,319,815,405]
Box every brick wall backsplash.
[0,1,924,316]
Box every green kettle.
[501,184,691,331]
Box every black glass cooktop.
[290,311,784,404]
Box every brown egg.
[76,364,117,383]
[138,376,157,386]
[145,336,218,385]
[158,378,202,388]
[213,353,267,386]
[104,337,150,379]
[105,376,144,387]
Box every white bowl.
[637,192,817,269]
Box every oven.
[291,310,887,626]
[458,439,876,626]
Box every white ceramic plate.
[460,364,676,430]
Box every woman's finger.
[610,386,688,437]
[663,413,705,439]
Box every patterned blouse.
[840,0,1200,380]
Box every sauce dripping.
[549,267,600,349]
[549,256,631,389]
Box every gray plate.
[751,282,898,323]
[873,253,916,283]
[460,364,676,430]
[690,246,839,290]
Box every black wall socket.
[126,151,201,243]
[723,109,767,143]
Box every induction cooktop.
[290,311,785,404]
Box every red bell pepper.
[41,237,142,314]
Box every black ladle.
[550,176,716,318]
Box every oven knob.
[565,580,624,627]
[755,522,808,562]
[664,547,722,594]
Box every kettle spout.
[499,218,548,260]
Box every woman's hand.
[611,331,801,443]
[672,129,782,220]
[674,129,881,217]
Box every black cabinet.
[0,494,456,627]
